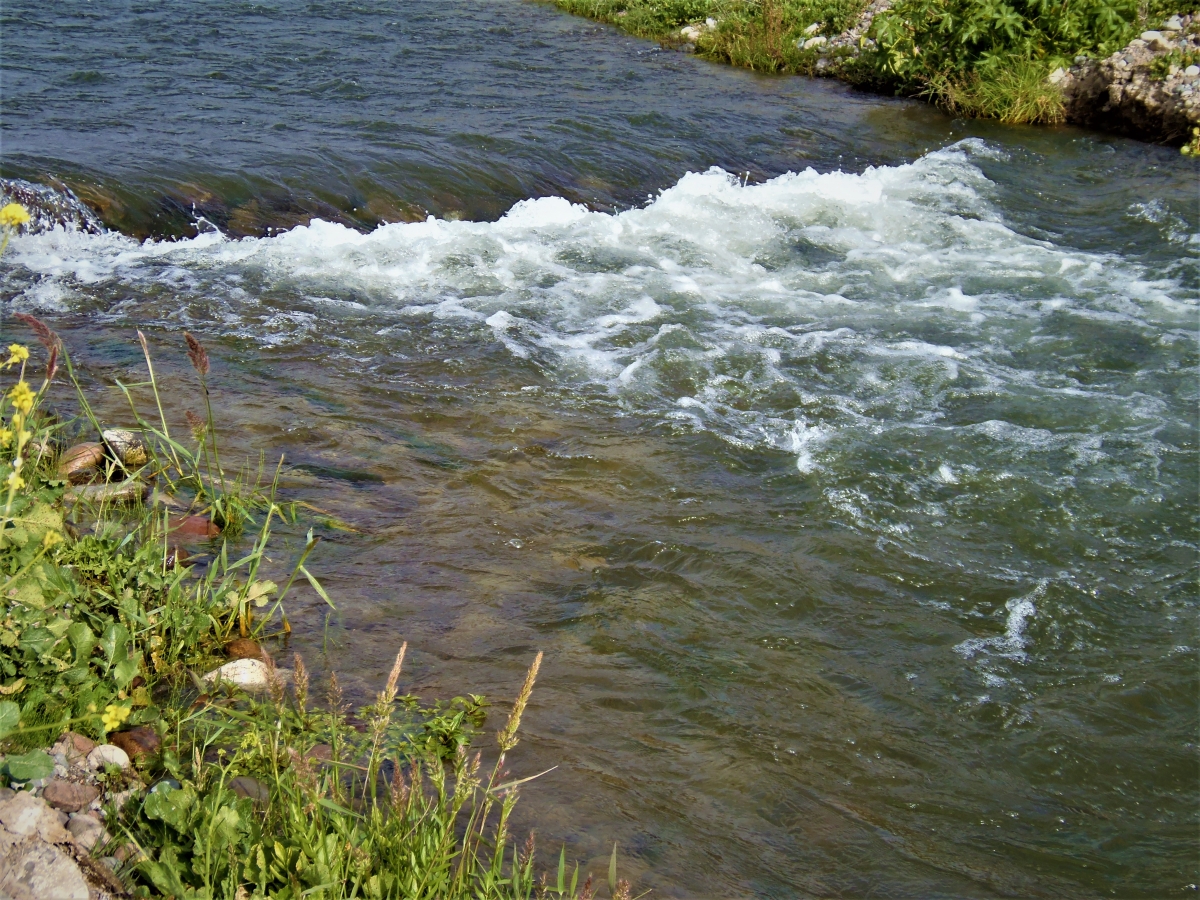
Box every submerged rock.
[169,514,222,539]
[0,178,105,236]
[64,478,150,506]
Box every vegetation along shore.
[0,200,627,899]
[548,0,1200,148]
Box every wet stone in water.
[57,443,104,484]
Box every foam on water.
[4,141,1195,592]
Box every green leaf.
[114,657,140,689]
[609,842,618,895]
[299,566,335,610]
[0,701,19,739]
[142,783,199,831]
[99,623,130,665]
[2,749,54,782]
[67,622,97,665]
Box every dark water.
[2,1,1198,897]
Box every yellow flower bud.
[5,471,24,491]
[7,381,34,415]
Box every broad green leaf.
[142,783,199,831]
[67,622,97,665]
[2,749,54,782]
[113,656,140,689]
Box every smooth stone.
[57,443,105,484]
[85,744,130,772]
[803,22,821,35]
[66,813,107,851]
[803,35,828,49]
[203,658,292,691]
[108,726,160,762]
[40,780,98,814]
[101,428,148,467]
[109,787,142,811]
[1163,15,1182,30]
[228,776,269,802]
[1185,65,1200,77]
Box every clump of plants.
[0,201,625,899]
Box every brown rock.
[168,515,221,540]
[108,726,160,763]
[40,781,98,814]
[228,776,269,802]
[52,732,96,767]
[224,638,261,660]
[57,443,105,484]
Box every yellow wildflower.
[0,204,30,228]
[0,429,10,447]
[2,345,29,370]
[5,471,24,491]
[7,381,34,415]
[100,703,131,732]
[42,530,63,549]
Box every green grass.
[0,298,620,899]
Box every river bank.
[548,0,1200,147]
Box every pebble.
[57,443,105,484]
[85,744,130,773]
[40,780,99,813]
[1186,65,1200,77]
[203,658,292,691]
[802,35,827,49]
[1163,15,1183,31]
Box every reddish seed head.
[184,331,210,376]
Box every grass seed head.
[185,331,210,376]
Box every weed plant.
[0,202,614,898]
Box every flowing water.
[2,1,1198,896]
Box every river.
[1,1,1197,896]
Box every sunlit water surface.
[2,1,1198,896]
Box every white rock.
[203,658,292,692]
[1163,15,1183,31]
[803,22,821,35]
[86,744,130,772]
[1185,65,1200,77]
[680,25,701,41]
[0,791,71,843]
[802,36,827,49]
[705,17,717,29]
[1140,30,1172,51]
[1048,67,1066,84]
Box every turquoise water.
[2,1,1198,896]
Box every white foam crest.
[3,141,1192,476]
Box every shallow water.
[2,1,1198,896]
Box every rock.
[228,776,269,802]
[1163,15,1183,31]
[1140,30,1173,52]
[57,443,105,484]
[203,658,292,692]
[1048,66,1067,84]
[225,638,263,660]
[101,428,148,467]
[51,733,95,769]
[65,813,107,851]
[63,478,149,506]
[803,22,821,35]
[0,790,72,844]
[108,725,160,763]
[169,514,222,540]
[0,822,89,900]
[149,778,181,794]
[114,840,144,863]
[802,35,827,49]
[41,780,99,814]
[680,24,702,41]
[109,787,142,811]
[85,744,130,773]
[1186,65,1200,77]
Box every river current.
[2,1,1198,897]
